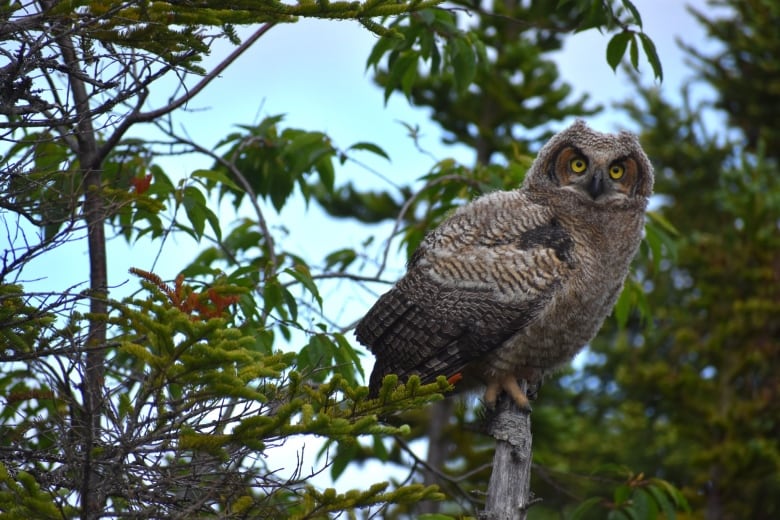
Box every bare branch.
[127,23,276,125]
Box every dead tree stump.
[480,384,533,520]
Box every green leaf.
[285,263,323,310]
[417,8,436,25]
[645,483,676,520]
[324,248,357,272]
[384,51,417,103]
[570,496,604,520]
[607,509,634,520]
[451,37,477,93]
[629,36,639,70]
[646,210,679,236]
[652,478,691,511]
[281,284,298,322]
[614,484,632,505]
[347,142,391,161]
[118,392,132,420]
[316,158,335,194]
[366,35,401,70]
[638,32,663,81]
[400,56,419,98]
[614,282,631,328]
[607,31,633,72]
[334,333,364,383]
[631,488,658,520]
[576,0,610,32]
[621,0,643,27]
[149,164,175,191]
[182,185,207,239]
[203,204,222,242]
[33,138,68,173]
[263,278,288,321]
[192,168,241,192]
[372,434,388,461]
[643,222,664,271]
[330,441,358,480]
[286,131,329,161]
[644,215,678,270]
[267,167,295,212]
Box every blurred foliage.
[577,82,780,520]
[683,0,780,157]
[0,0,706,518]
[534,1,780,518]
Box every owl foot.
[484,374,532,411]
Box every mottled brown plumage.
[356,121,654,408]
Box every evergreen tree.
[543,1,780,517]
[683,0,780,157]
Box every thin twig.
[128,23,276,125]
[394,434,483,508]
[377,173,481,277]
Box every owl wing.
[356,192,576,395]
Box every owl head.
[523,120,654,204]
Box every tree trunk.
[57,31,108,520]
[480,386,533,520]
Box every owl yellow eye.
[569,157,587,174]
[609,164,625,179]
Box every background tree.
[0,1,686,519]
[523,1,780,518]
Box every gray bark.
[480,387,533,520]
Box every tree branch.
[163,130,279,273]
[129,22,276,125]
[53,23,108,520]
[480,387,535,520]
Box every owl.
[355,120,654,409]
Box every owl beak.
[587,172,604,199]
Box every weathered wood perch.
[480,382,533,520]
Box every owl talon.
[484,375,532,411]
